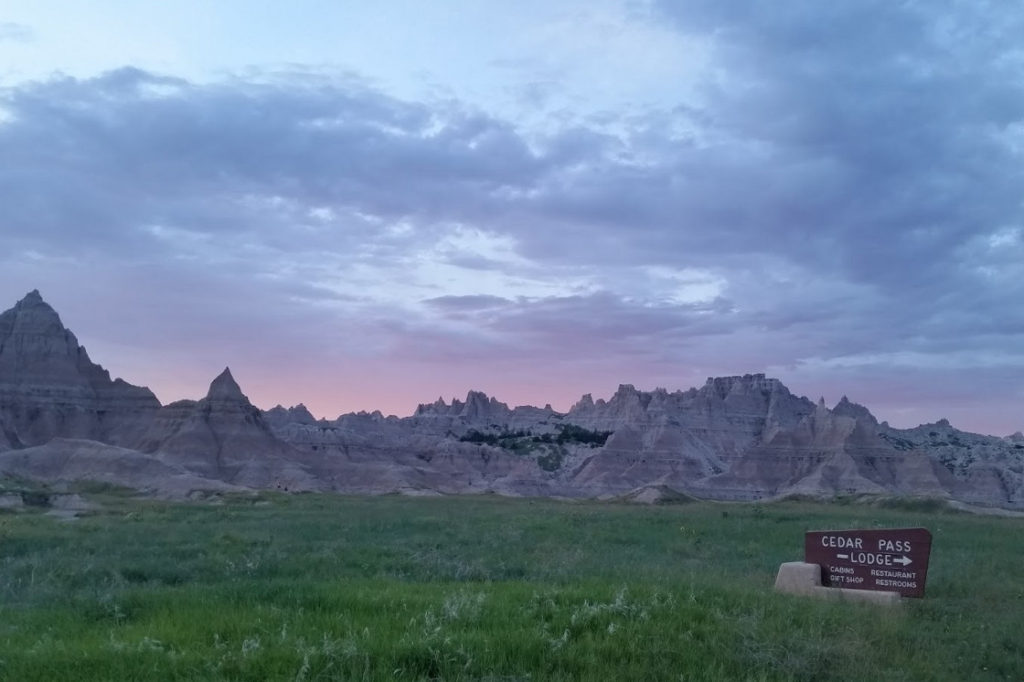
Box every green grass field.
[1,488,1021,681]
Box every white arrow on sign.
[834,553,913,566]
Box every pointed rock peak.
[832,395,878,425]
[413,396,448,416]
[19,289,44,306]
[1,289,78,360]
[289,403,316,424]
[7,289,61,321]
[207,367,246,402]
[612,384,641,401]
[6,290,64,328]
[459,389,509,417]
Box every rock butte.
[0,290,1021,507]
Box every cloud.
[645,0,1024,269]
[0,68,546,253]
[424,295,513,311]
[2,1,1023,435]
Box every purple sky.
[1,1,1023,435]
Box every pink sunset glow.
[1,2,1022,437]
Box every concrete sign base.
[774,562,901,605]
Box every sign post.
[804,527,932,598]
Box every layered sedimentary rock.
[0,290,160,449]
[878,419,1024,507]
[566,377,817,496]
[409,391,559,436]
[704,399,953,500]
[0,438,242,497]
[263,403,318,429]
[568,376,814,462]
[0,291,1022,508]
[134,368,322,491]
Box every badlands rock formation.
[0,290,160,448]
[706,399,955,500]
[0,290,1021,508]
[133,368,323,491]
[0,439,242,498]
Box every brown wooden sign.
[804,527,933,598]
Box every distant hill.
[1,290,1021,508]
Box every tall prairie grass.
[0,489,1021,680]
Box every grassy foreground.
[0,490,1022,681]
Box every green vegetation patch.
[459,424,612,449]
[0,494,1021,680]
[459,424,612,471]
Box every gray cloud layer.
[1,1,1022,432]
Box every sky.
[1,1,1023,435]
